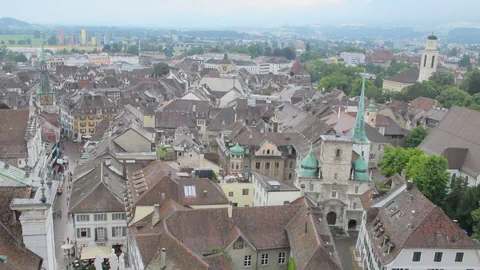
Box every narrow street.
[334,235,359,270]
[53,139,82,269]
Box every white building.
[356,175,480,270]
[110,54,140,65]
[418,34,439,82]
[340,52,366,66]
[251,171,300,206]
[69,163,128,257]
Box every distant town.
[0,15,480,270]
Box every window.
[229,192,234,197]
[232,203,238,207]
[94,214,107,221]
[265,162,270,170]
[310,182,314,191]
[275,162,279,169]
[413,252,422,262]
[334,173,337,180]
[433,252,442,262]
[231,163,235,169]
[76,214,89,222]
[267,150,270,154]
[353,203,357,209]
[244,255,252,267]
[236,164,239,170]
[261,253,269,265]
[378,144,383,151]
[331,191,337,198]
[112,226,127,237]
[278,252,286,264]
[289,161,293,168]
[369,153,376,159]
[424,55,427,67]
[431,55,435,68]
[77,228,91,238]
[455,252,464,262]
[255,162,261,169]
[242,189,249,195]
[283,201,290,205]
[335,149,341,158]
[112,213,126,220]
[355,186,359,193]
[96,227,106,240]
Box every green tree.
[288,258,296,270]
[403,81,441,101]
[447,47,458,57]
[2,62,17,73]
[386,60,410,77]
[444,174,468,220]
[405,126,429,148]
[127,45,139,55]
[405,155,450,206]
[264,47,272,56]
[14,53,28,63]
[47,34,57,45]
[0,46,7,61]
[455,186,480,234]
[429,72,455,86]
[374,73,384,88]
[379,147,424,177]
[473,202,480,239]
[282,47,296,60]
[181,46,205,57]
[436,86,471,108]
[461,69,480,95]
[152,63,169,77]
[317,73,351,92]
[459,54,472,70]
[26,37,31,45]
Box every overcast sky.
[1,0,480,28]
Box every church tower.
[352,76,370,165]
[37,34,57,114]
[417,33,439,82]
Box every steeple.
[38,33,52,95]
[352,75,369,144]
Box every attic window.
[386,201,398,212]
[184,185,196,197]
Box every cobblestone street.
[53,139,82,270]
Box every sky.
[1,0,480,28]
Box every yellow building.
[72,93,116,140]
[220,181,254,207]
[81,29,87,45]
[91,36,97,46]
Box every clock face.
[40,94,53,105]
[222,65,228,71]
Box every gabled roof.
[0,222,42,270]
[69,163,125,213]
[410,97,440,111]
[289,60,309,76]
[420,106,480,177]
[385,69,419,84]
[0,109,29,158]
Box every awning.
[80,246,111,260]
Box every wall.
[72,212,127,250]
[177,149,200,168]
[143,115,155,128]
[250,158,285,181]
[227,242,290,270]
[390,248,480,270]
[221,182,254,207]
[113,129,152,152]
[383,80,413,92]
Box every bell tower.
[418,33,439,82]
[37,33,57,113]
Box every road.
[53,139,82,269]
[334,235,358,270]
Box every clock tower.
[37,34,57,113]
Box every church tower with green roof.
[36,33,57,113]
[352,76,371,167]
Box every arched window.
[267,150,270,155]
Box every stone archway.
[326,212,337,225]
[348,219,357,230]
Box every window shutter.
[122,227,127,236]
[104,227,108,240]
[94,228,98,241]
[76,228,80,238]
[112,227,116,237]
[87,228,91,238]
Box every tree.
[473,203,480,239]
[0,46,7,61]
[429,72,455,86]
[14,53,28,63]
[405,126,428,148]
[455,186,480,234]
[317,73,350,92]
[264,47,272,56]
[403,81,441,101]
[374,73,384,88]
[447,47,458,57]
[459,54,472,70]
[181,46,205,57]
[386,60,410,77]
[436,86,471,108]
[379,147,424,177]
[127,45,139,55]
[152,63,169,77]
[2,62,17,73]
[26,37,31,45]
[282,47,296,60]
[47,34,57,45]
[461,69,480,95]
[444,174,469,220]
[405,155,450,206]
[299,50,319,63]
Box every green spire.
[229,143,244,156]
[300,144,318,178]
[352,75,369,144]
[353,156,369,181]
[38,33,52,95]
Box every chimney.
[228,202,233,218]
[152,204,160,226]
[203,190,208,197]
[300,184,305,197]
[406,180,414,190]
[160,248,166,269]
[105,157,111,166]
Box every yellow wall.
[221,183,254,207]
[190,204,229,209]
[75,113,113,137]
[91,36,97,46]
[81,29,87,45]
[143,115,155,128]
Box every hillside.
[0,17,30,28]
